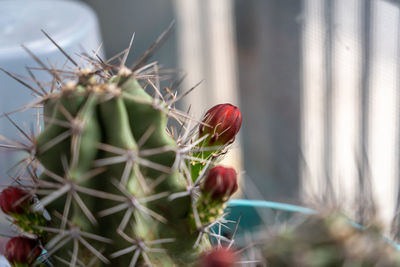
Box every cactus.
[233,212,400,267]
[0,26,241,267]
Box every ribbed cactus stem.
[34,75,198,265]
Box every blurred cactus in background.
[258,212,400,266]
[0,25,241,267]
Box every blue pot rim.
[227,199,317,214]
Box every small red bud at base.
[5,237,42,266]
[0,187,32,215]
[202,166,238,200]
[200,104,242,146]
[199,247,237,267]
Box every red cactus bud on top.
[5,236,42,266]
[199,104,242,146]
[0,187,32,215]
[199,247,237,267]
[202,166,238,200]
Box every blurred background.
[1,0,400,233]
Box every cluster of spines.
[0,26,242,267]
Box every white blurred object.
[0,0,103,181]
[0,255,10,267]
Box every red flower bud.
[0,187,32,215]
[199,104,242,146]
[5,237,42,266]
[202,166,238,200]
[199,247,237,267]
